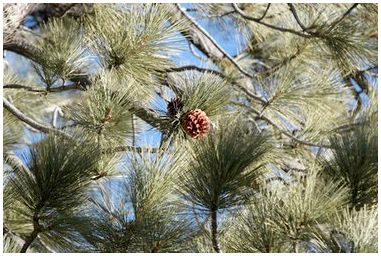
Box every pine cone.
[181,109,209,139]
[167,98,183,116]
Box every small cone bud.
[167,98,183,116]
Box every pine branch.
[168,65,223,76]
[175,4,259,79]
[3,97,71,139]
[203,10,236,19]
[257,3,271,21]
[20,230,39,253]
[4,153,30,174]
[210,207,221,253]
[168,65,267,104]
[4,81,162,130]
[232,3,312,38]
[329,4,359,30]
[4,38,91,86]
[169,5,223,60]
[20,202,44,253]
[4,37,41,63]
[167,65,267,103]
[287,4,309,32]
[4,83,82,93]
[234,102,332,148]
[102,146,161,154]
[4,97,156,155]
[4,3,266,109]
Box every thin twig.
[258,4,271,21]
[233,101,331,148]
[329,3,359,30]
[168,65,267,103]
[4,83,83,93]
[287,4,309,31]
[235,83,267,104]
[210,206,221,253]
[3,97,71,139]
[255,44,306,77]
[4,97,154,154]
[202,10,235,19]
[188,42,208,61]
[232,3,312,38]
[251,108,331,148]
[176,4,258,79]
[131,115,136,147]
[102,145,161,155]
[168,65,223,76]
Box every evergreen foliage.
[2,3,378,253]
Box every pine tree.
[3,3,378,253]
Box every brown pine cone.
[181,109,209,139]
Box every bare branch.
[258,3,271,21]
[3,37,41,63]
[3,97,71,139]
[329,3,359,30]
[168,65,223,77]
[287,4,309,32]
[168,6,223,60]
[4,37,91,86]
[168,65,267,103]
[103,146,161,155]
[236,3,271,21]
[250,107,332,148]
[232,3,312,38]
[235,83,267,104]
[4,83,83,93]
[4,97,158,155]
[175,4,258,79]
[234,101,332,148]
